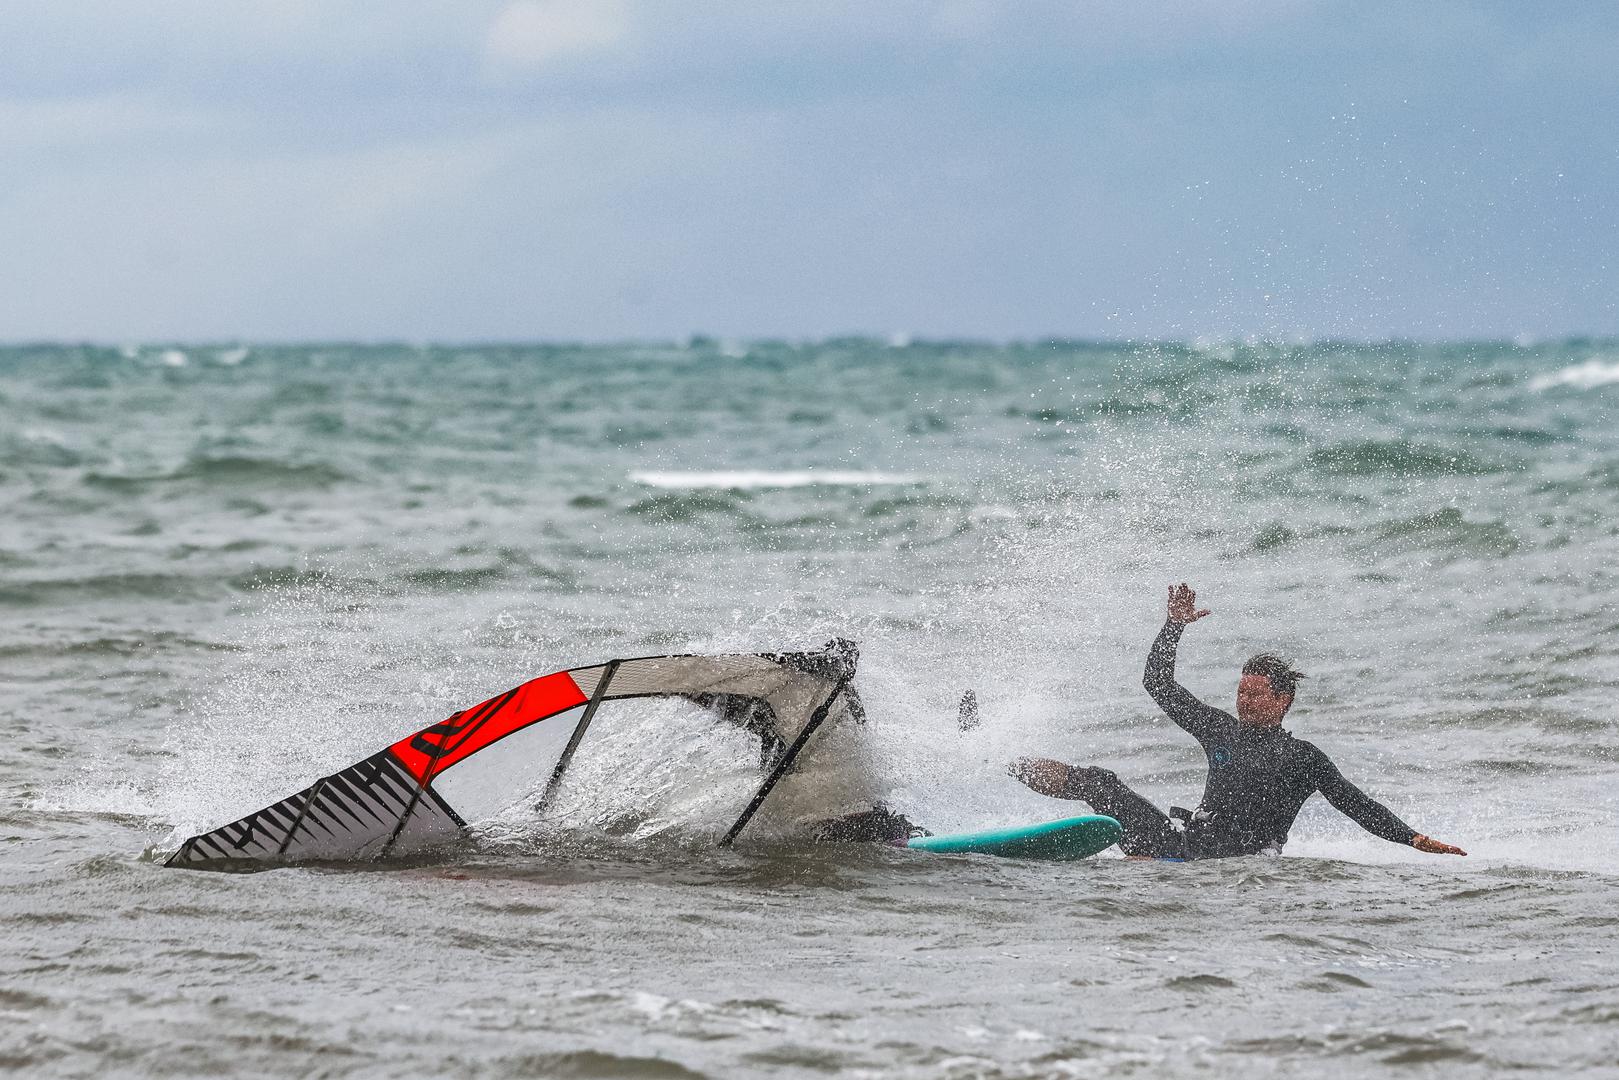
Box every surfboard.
[905,814,1122,861]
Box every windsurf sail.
[166,640,862,871]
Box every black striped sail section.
[164,751,465,870]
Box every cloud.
[0,123,520,340]
[484,0,630,71]
[0,2,1614,339]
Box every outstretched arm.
[1315,754,1466,855]
[1143,583,1222,739]
[1008,757,1076,798]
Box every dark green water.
[2,341,1616,1076]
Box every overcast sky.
[3,2,1615,342]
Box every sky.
[2,1,1616,343]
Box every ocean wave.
[493,1050,708,1079]
[1,429,82,468]
[629,470,923,490]
[625,491,753,522]
[0,572,211,606]
[861,492,972,518]
[1466,424,1569,446]
[83,454,350,492]
[399,565,511,590]
[1305,439,1499,477]
[1249,522,1297,552]
[397,561,574,591]
[228,566,346,591]
[1529,359,1619,391]
[0,632,228,659]
[1371,506,1519,557]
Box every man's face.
[1236,674,1291,727]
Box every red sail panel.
[388,670,588,783]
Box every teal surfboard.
[905,815,1122,861]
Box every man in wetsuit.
[1011,584,1467,860]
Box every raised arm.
[1313,751,1466,855]
[1143,583,1222,739]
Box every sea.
[1,340,1616,1077]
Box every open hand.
[1412,834,1467,856]
[1167,583,1212,625]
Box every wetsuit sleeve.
[1142,620,1223,739]
[1312,751,1417,845]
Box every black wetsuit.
[1061,620,1417,859]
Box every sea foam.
[1528,358,1619,391]
[629,469,923,490]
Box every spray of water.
[112,346,1619,875]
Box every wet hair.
[1242,653,1307,699]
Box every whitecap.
[158,348,188,368]
[629,469,923,490]
[1528,358,1619,391]
[1189,336,1235,360]
[21,427,67,446]
[215,347,249,366]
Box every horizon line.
[3,333,1616,351]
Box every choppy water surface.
[2,341,1617,1077]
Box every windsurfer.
[1010,584,1467,860]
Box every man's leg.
[1059,766,1183,858]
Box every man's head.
[1237,653,1306,727]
